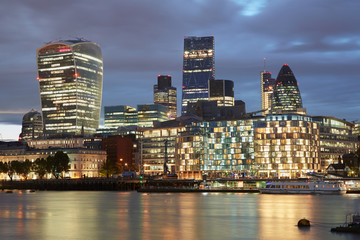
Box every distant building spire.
[263,57,266,72]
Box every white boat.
[259,180,346,194]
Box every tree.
[33,158,50,179]
[99,158,117,178]
[47,151,70,179]
[20,159,33,180]
[5,162,15,181]
[0,162,7,178]
[11,160,24,179]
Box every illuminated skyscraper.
[154,75,177,119]
[209,79,234,106]
[181,36,215,114]
[271,64,305,114]
[37,39,103,137]
[260,71,275,115]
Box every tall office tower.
[37,39,103,137]
[181,36,215,114]
[104,105,138,129]
[19,110,43,141]
[260,71,275,115]
[154,75,177,120]
[209,79,234,106]
[271,64,305,114]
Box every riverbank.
[137,187,259,193]
[1,178,141,191]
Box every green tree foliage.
[0,162,8,177]
[33,158,50,179]
[20,159,33,180]
[99,159,117,178]
[47,151,70,179]
[5,162,15,181]
[11,160,24,178]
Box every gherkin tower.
[271,64,304,113]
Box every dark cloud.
[0,0,359,139]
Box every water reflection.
[0,191,360,240]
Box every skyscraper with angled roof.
[37,39,103,137]
[271,64,305,114]
[181,36,215,114]
[260,71,275,115]
[154,75,177,120]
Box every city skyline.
[0,0,359,140]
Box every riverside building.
[141,126,185,175]
[176,119,255,179]
[37,39,103,137]
[181,36,215,114]
[312,116,358,168]
[0,138,106,179]
[254,114,320,178]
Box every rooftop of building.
[46,38,91,45]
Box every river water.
[1,190,360,240]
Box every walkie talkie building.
[37,39,103,137]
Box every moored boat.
[331,214,360,233]
[259,180,346,194]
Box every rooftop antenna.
[263,57,266,72]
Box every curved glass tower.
[19,110,43,141]
[37,39,103,137]
[271,64,304,114]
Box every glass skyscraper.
[209,79,234,106]
[271,64,304,114]
[37,39,103,137]
[181,36,215,114]
[154,75,177,120]
[260,71,275,115]
[19,110,43,141]
[104,105,138,129]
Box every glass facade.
[104,105,138,129]
[254,114,320,178]
[312,116,358,168]
[142,127,185,175]
[37,39,103,137]
[260,71,275,115]
[177,120,255,179]
[181,36,215,114]
[271,64,304,114]
[137,104,169,128]
[20,110,43,141]
[154,75,177,120]
[137,114,355,179]
[209,79,234,106]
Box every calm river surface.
[1,191,360,240]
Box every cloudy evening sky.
[0,0,359,140]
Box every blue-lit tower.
[181,36,215,114]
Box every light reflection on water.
[0,190,360,240]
